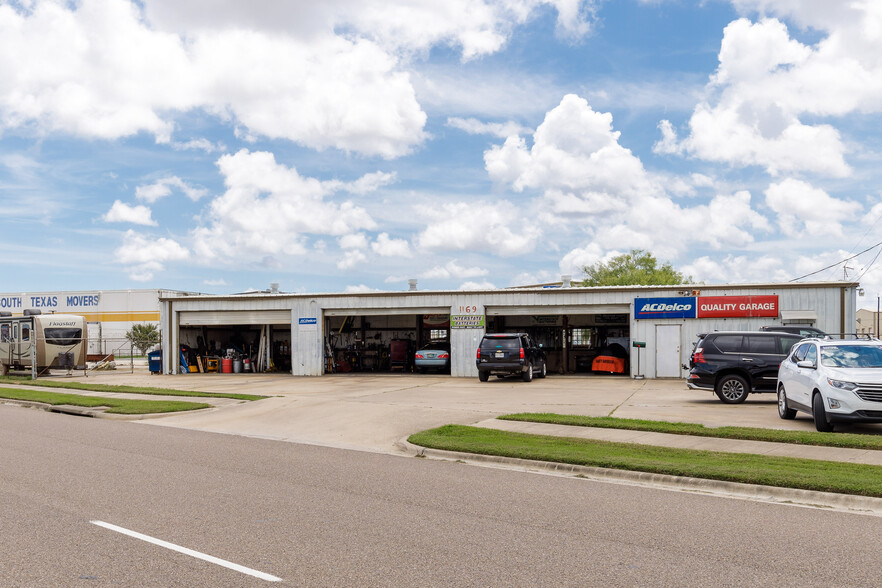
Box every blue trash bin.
[147,350,162,374]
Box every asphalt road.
[3,404,882,587]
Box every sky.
[2,0,882,309]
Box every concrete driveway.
[64,370,855,454]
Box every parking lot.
[60,370,878,454]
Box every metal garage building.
[158,281,858,378]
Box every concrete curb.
[395,438,882,517]
[0,398,217,420]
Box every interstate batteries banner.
[635,295,779,319]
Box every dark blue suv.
[476,333,547,382]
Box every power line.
[789,239,882,282]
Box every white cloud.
[764,178,862,237]
[339,233,369,250]
[344,284,381,293]
[115,229,189,281]
[136,176,208,203]
[142,0,600,60]
[559,243,606,276]
[191,150,377,263]
[675,5,882,177]
[103,200,157,226]
[459,280,496,290]
[480,93,773,266]
[337,249,367,270]
[171,138,226,153]
[446,117,531,138]
[416,200,541,256]
[485,94,653,197]
[203,278,227,286]
[372,233,412,257]
[421,259,488,280]
[325,171,397,196]
[652,119,682,155]
[0,1,600,157]
[0,0,427,158]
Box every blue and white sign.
[298,317,318,332]
[634,297,696,320]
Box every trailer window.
[44,328,81,346]
[1,324,8,342]
[21,325,29,341]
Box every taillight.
[415,353,424,359]
[439,353,449,359]
[476,348,481,360]
[519,347,524,359]
[694,347,706,363]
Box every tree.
[581,249,691,286]
[126,323,160,356]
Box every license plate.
[427,353,436,358]
[495,351,505,358]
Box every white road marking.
[90,520,282,582]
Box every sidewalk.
[474,418,882,466]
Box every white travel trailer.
[0,311,88,376]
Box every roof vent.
[408,279,418,291]
[23,309,41,316]
[270,282,279,294]
[561,275,572,288]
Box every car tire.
[478,370,489,382]
[538,361,547,378]
[522,364,533,382]
[813,392,835,432]
[777,385,796,420]
[715,374,749,404]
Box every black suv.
[687,331,803,403]
[476,333,547,382]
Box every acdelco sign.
[634,297,696,319]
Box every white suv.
[777,338,882,432]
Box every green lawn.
[499,413,882,450]
[409,425,882,497]
[0,375,267,401]
[0,387,210,414]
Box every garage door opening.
[177,323,292,373]
[325,313,450,374]
[485,313,630,375]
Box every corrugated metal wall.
[160,283,857,378]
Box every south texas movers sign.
[635,295,779,319]
[696,295,778,318]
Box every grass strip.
[499,413,882,450]
[0,387,210,414]
[409,425,882,497]
[0,375,266,401]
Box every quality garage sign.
[696,295,778,318]
[635,295,779,319]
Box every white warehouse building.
[0,289,189,358]
[157,281,859,379]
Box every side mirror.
[796,360,816,369]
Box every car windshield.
[820,345,882,368]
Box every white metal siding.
[179,310,291,325]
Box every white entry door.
[655,325,681,378]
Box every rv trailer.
[0,310,88,376]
